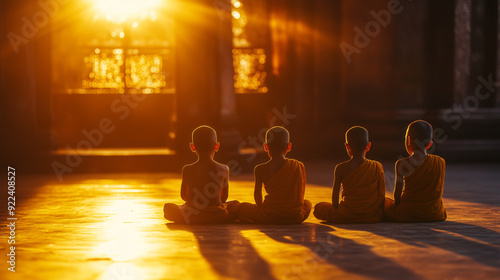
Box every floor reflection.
[100,262,143,280]
[0,172,499,280]
[167,224,276,280]
[92,200,152,262]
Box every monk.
[314,126,385,223]
[163,125,239,224]
[237,126,312,224]
[384,120,447,222]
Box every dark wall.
[264,0,500,161]
[52,94,175,148]
[0,0,52,169]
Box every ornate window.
[52,0,174,94]
[231,0,269,94]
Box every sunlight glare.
[92,0,162,23]
[232,10,241,19]
[92,200,152,262]
[101,262,143,280]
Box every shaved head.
[407,120,433,148]
[192,125,217,153]
[345,126,369,152]
[266,126,290,152]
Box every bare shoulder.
[181,164,195,181]
[182,163,194,173]
[215,161,229,173]
[395,157,411,176]
[254,162,270,180]
[254,162,266,174]
[334,161,349,178]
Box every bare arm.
[220,167,229,203]
[254,167,263,207]
[331,165,342,209]
[180,166,189,202]
[393,161,404,206]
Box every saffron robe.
[237,159,311,224]
[314,159,385,223]
[384,154,447,222]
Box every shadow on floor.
[259,223,423,280]
[334,221,500,269]
[166,223,276,280]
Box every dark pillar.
[454,0,472,104]
[0,0,53,170]
[395,0,428,109]
[216,0,242,154]
[425,0,455,109]
[174,0,241,157]
[498,0,500,107]
[469,0,498,108]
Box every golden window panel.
[231,0,269,94]
[125,51,166,89]
[232,48,268,93]
[83,48,124,89]
[52,0,174,94]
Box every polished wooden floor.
[1,161,499,280]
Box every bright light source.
[232,11,241,19]
[92,0,162,23]
[92,200,152,262]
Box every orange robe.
[237,159,312,224]
[314,159,385,223]
[163,201,239,225]
[384,154,447,222]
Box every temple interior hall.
[0,0,499,279]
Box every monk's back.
[184,161,226,206]
[261,159,305,217]
[402,154,445,204]
[342,160,384,200]
[385,154,447,222]
[335,159,385,223]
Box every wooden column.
[453,0,471,104]
[497,0,500,107]
[215,0,242,154]
[174,0,241,156]
[0,0,53,169]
